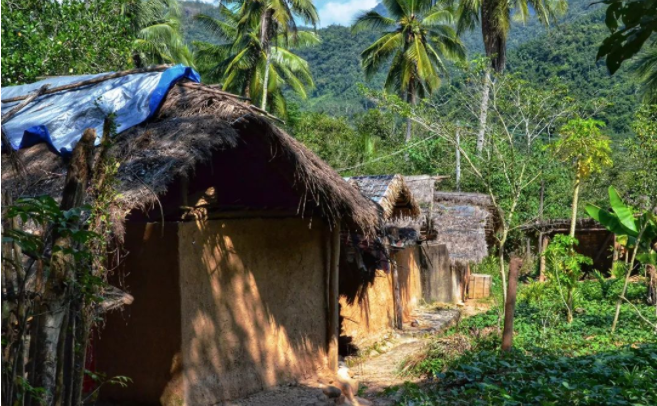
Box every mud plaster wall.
[96,222,182,405]
[339,270,394,348]
[396,246,423,321]
[178,217,329,404]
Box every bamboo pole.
[327,224,341,373]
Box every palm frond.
[194,13,237,41]
[352,11,397,34]
[632,45,657,103]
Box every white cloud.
[317,0,378,28]
[194,0,376,29]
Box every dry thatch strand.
[1,81,379,238]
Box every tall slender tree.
[352,0,465,142]
[455,0,567,154]
[550,118,613,237]
[229,0,319,110]
[194,5,319,117]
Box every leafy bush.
[401,281,657,405]
[544,234,593,323]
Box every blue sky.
[314,0,378,27]
[198,0,378,28]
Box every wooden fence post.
[391,253,403,330]
[328,223,341,373]
[502,257,522,352]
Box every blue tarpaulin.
[1,64,200,155]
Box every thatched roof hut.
[344,174,420,220]
[521,218,613,272]
[1,82,379,237]
[403,175,446,239]
[431,191,498,264]
[2,78,384,403]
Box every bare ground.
[222,306,462,406]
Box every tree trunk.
[392,254,403,330]
[499,236,508,304]
[405,81,416,143]
[476,69,491,156]
[260,8,274,111]
[611,225,646,332]
[481,2,507,73]
[455,126,461,191]
[502,258,521,351]
[261,51,272,111]
[30,129,96,403]
[569,171,581,238]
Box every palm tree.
[632,44,657,103]
[352,0,465,142]
[229,0,319,110]
[130,0,194,67]
[455,0,567,154]
[193,6,320,117]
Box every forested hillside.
[179,0,640,137]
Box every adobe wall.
[339,269,394,349]
[396,246,423,321]
[96,222,183,405]
[177,217,329,404]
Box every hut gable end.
[345,174,420,220]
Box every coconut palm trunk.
[405,81,416,143]
[260,8,274,111]
[476,69,491,155]
[476,1,508,155]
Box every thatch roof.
[520,218,607,234]
[344,174,420,220]
[431,191,497,264]
[1,81,379,236]
[403,175,445,239]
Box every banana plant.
[585,185,657,331]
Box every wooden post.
[327,223,341,373]
[539,234,548,282]
[391,253,403,330]
[502,258,522,352]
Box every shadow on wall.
[96,222,183,405]
[395,247,423,322]
[338,244,395,355]
[178,217,329,404]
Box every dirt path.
[223,307,462,406]
[350,308,461,405]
